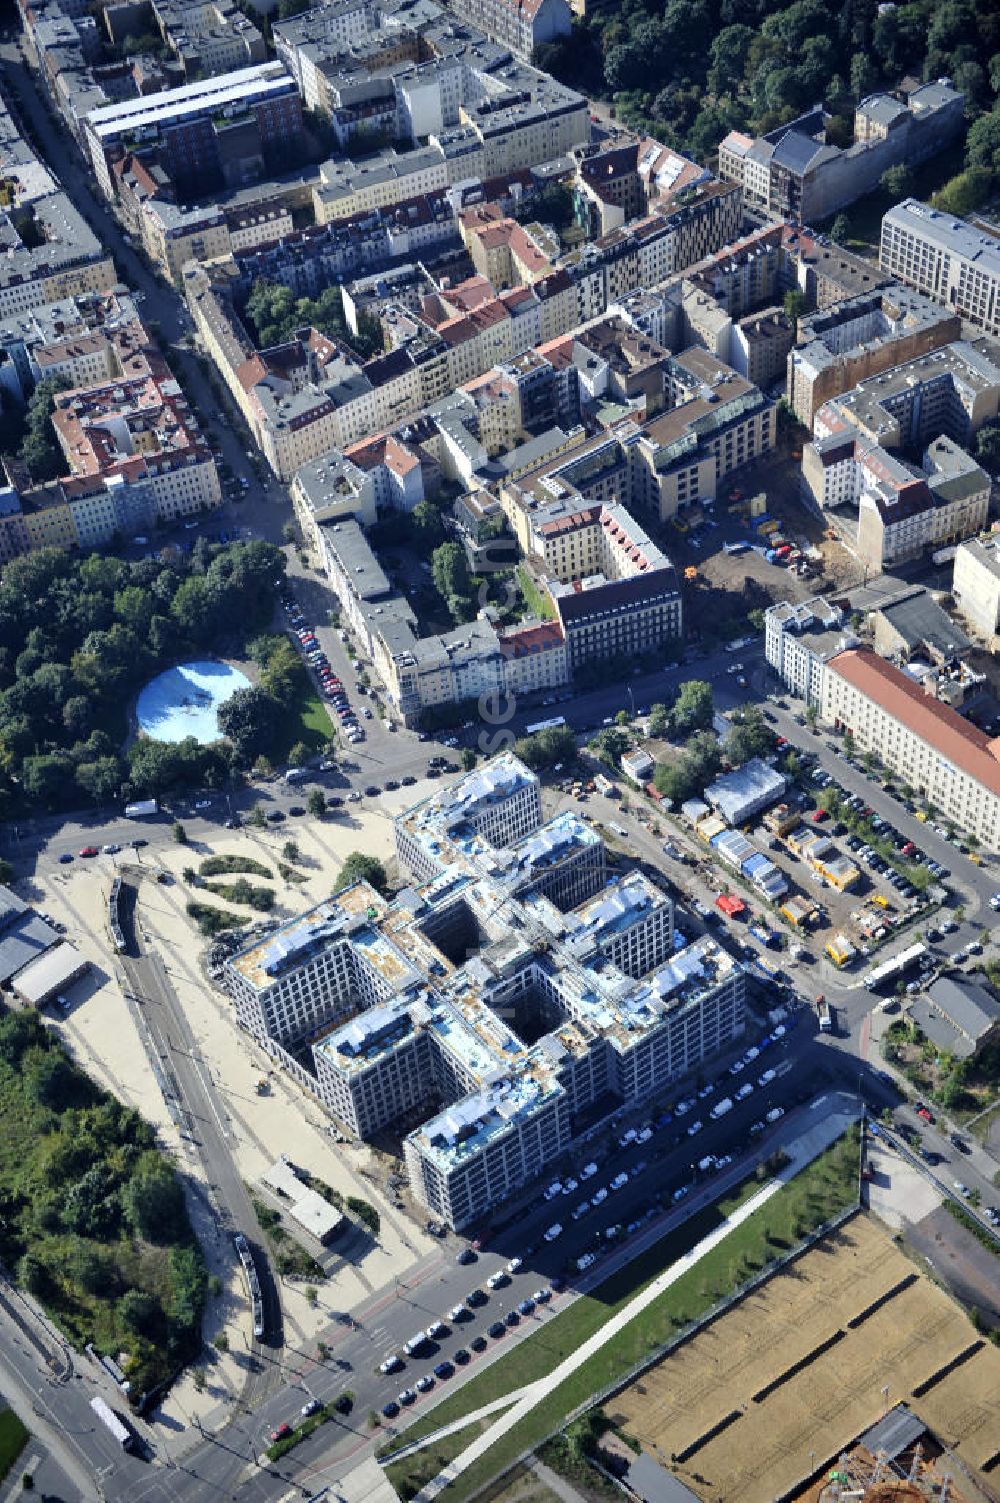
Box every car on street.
[382,1401,400,1418]
[487,1321,506,1338]
[379,1355,403,1374]
[470,1334,488,1352]
[415,1375,434,1393]
[953,1181,971,1198]
[301,1398,321,1417]
[58,853,73,863]
[270,1424,292,1442]
[454,1348,470,1364]
[457,1247,476,1265]
[78,846,99,857]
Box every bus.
[91,1396,132,1451]
[525,715,566,736]
[863,942,926,992]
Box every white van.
[543,1223,562,1242]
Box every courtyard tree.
[335,852,388,896]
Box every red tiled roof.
[828,648,1000,797]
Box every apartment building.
[0,299,218,555]
[563,181,742,320]
[451,0,571,61]
[880,200,1000,337]
[0,193,116,321]
[151,0,267,79]
[223,753,743,1228]
[633,347,776,519]
[855,437,990,571]
[788,285,961,427]
[782,226,891,310]
[804,341,1000,568]
[719,84,963,223]
[764,596,856,706]
[83,62,303,201]
[820,647,1000,847]
[952,536,1000,640]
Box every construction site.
[607,1213,1000,1503]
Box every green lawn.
[386,1128,860,1501]
[516,566,555,622]
[272,679,332,760]
[0,1410,29,1483]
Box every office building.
[821,647,1000,847]
[224,754,744,1228]
[880,199,1000,337]
[83,62,303,200]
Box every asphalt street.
[1,30,998,1503]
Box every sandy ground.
[609,1214,1000,1501]
[35,784,445,1428]
[865,1142,942,1230]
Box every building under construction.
[788,1405,994,1503]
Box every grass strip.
[386,1127,859,1500]
[942,1199,1000,1258]
[0,1410,29,1482]
[199,856,272,878]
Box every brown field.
[609,1213,1000,1503]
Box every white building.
[952,535,1000,640]
[223,754,745,1228]
[880,199,1000,337]
[764,597,857,706]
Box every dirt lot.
[671,449,866,647]
[609,1213,1000,1503]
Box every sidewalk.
[399,1098,860,1501]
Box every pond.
[136,660,250,745]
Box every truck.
[749,922,776,947]
[90,1396,132,1452]
[710,1096,733,1119]
[817,995,832,1032]
[124,799,158,818]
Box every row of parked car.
[282,595,366,746]
[378,1258,555,1416]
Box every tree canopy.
[0,540,285,815]
[543,0,998,170]
[334,852,389,895]
[244,279,382,361]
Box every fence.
[390,1195,862,1500]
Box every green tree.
[974,422,1000,471]
[830,213,851,244]
[880,164,913,199]
[461,747,476,771]
[217,685,282,761]
[307,788,326,819]
[783,289,806,333]
[648,703,670,738]
[288,741,310,768]
[932,166,995,217]
[117,1289,162,1339]
[431,542,472,623]
[123,1154,186,1243]
[335,853,388,895]
[670,680,713,735]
